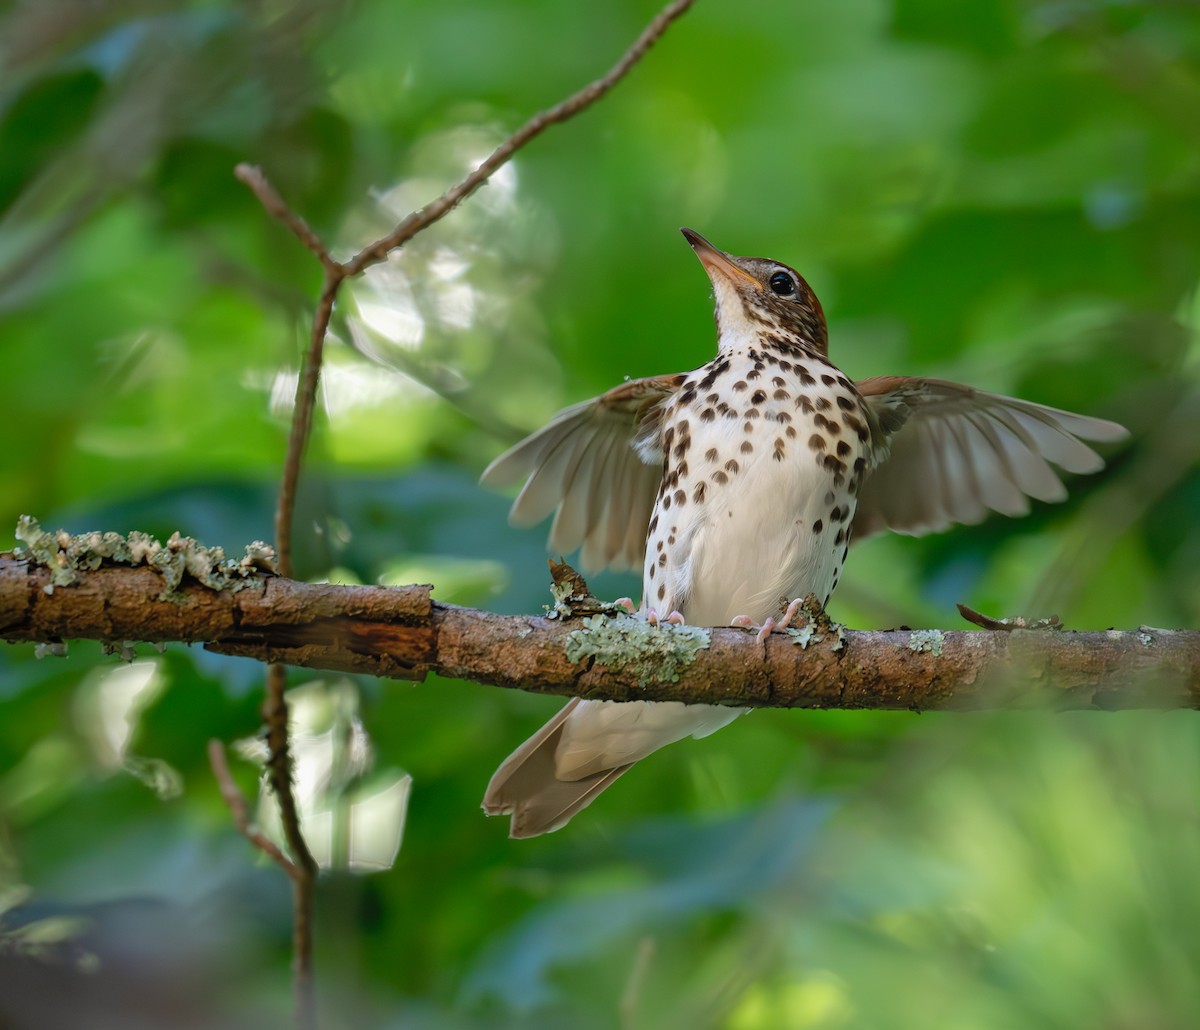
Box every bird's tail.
[482,698,633,838]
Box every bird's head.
[681,228,828,355]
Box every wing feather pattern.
[480,374,684,572]
[853,376,1126,539]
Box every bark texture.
[2,555,1196,711]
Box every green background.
[1,0,1198,1026]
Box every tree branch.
[4,557,1196,711]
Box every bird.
[479,228,1128,838]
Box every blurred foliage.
[1,0,1198,1026]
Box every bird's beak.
[680,228,759,289]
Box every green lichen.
[13,516,276,600]
[785,622,847,651]
[787,624,819,649]
[564,615,710,687]
[908,629,945,656]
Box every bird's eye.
[768,271,796,297]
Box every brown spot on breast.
[662,494,672,510]
[799,367,816,386]
[834,527,846,546]
[815,397,832,411]
[706,448,718,462]
[776,411,792,423]
[785,426,797,438]
[674,439,688,459]
[836,440,851,457]
[823,454,847,474]
[773,438,786,461]
[741,440,754,453]
[797,396,814,414]
[774,389,791,401]
[700,408,715,422]
[693,481,707,503]
[712,470,729,485]
[649,516,659,533]
[733,380,748,392]
[744,422,755,433]
[812,519,824,534]
[821,374,836,386]
[745,408,761,419]
[809,434,826,452]
[658,551,667,567]
[658,583,666,600]
[751,389,767,405]
[836,396,855,411]
[725,459,739,473]
[747,369,762,381]
[674,489,686,506]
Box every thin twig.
[341,0,698,276]
[274,270,340,579]
[230,3,703,1026]
[957,603,1063,632]
[207,738,297,877]
[234,164,341,274]
[263,663,319,1030]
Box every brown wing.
[852,376,1128,539]
[480,374,684,572]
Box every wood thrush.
[481,228,1127,837]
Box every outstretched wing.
[852,376,1128,539]
[481,374,685,572]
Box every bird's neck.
[716,323,828,362]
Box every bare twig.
[234,164,340,274]
[207,739,297,876]
[957,603,1063,632]
[273,270,340,579]
[341,0,698,275]
[230,3,703,1025]
[263,664,318,1030]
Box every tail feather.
[482,699,632,838]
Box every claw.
[645,607,686,627]
[734,598,809,642]
[614,596,637,614]
[775,597,805,631]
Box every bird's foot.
[644,607,686,627]
[614,596,637,614]
[731,594,828,643]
